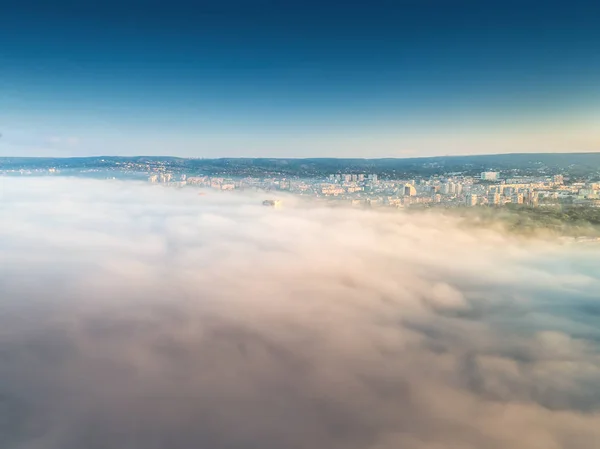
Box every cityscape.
[151,170,590,209]
[3,155,600,209]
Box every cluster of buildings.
[148,173,175,184]
[148,170,600,209]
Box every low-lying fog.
[1,177,599,449]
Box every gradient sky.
[1,0,599,157]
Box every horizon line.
[2,151,600,161]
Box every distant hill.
[1,153,599,179]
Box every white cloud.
[0,177,599,449]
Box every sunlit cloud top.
[1,177,600,448]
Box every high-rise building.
[525,190,539,206]
[511,193,524,204]
[466,194,478,206]
[159,173,173,183]
[262,200,282,208]
[487,192,500,205]
[404,184,416,196]
[481,171,499,181]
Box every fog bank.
[1,178,599,449]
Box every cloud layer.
[1,177,600,449]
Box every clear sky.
[1,0,599,158]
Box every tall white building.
[481,171,499,181]
[159,173,173,183]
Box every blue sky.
[1,0,599,157]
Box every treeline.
[446,206,600,237]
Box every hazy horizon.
[2,151,600,160]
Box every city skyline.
[2,0,600,157]
[3,152,599,212]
